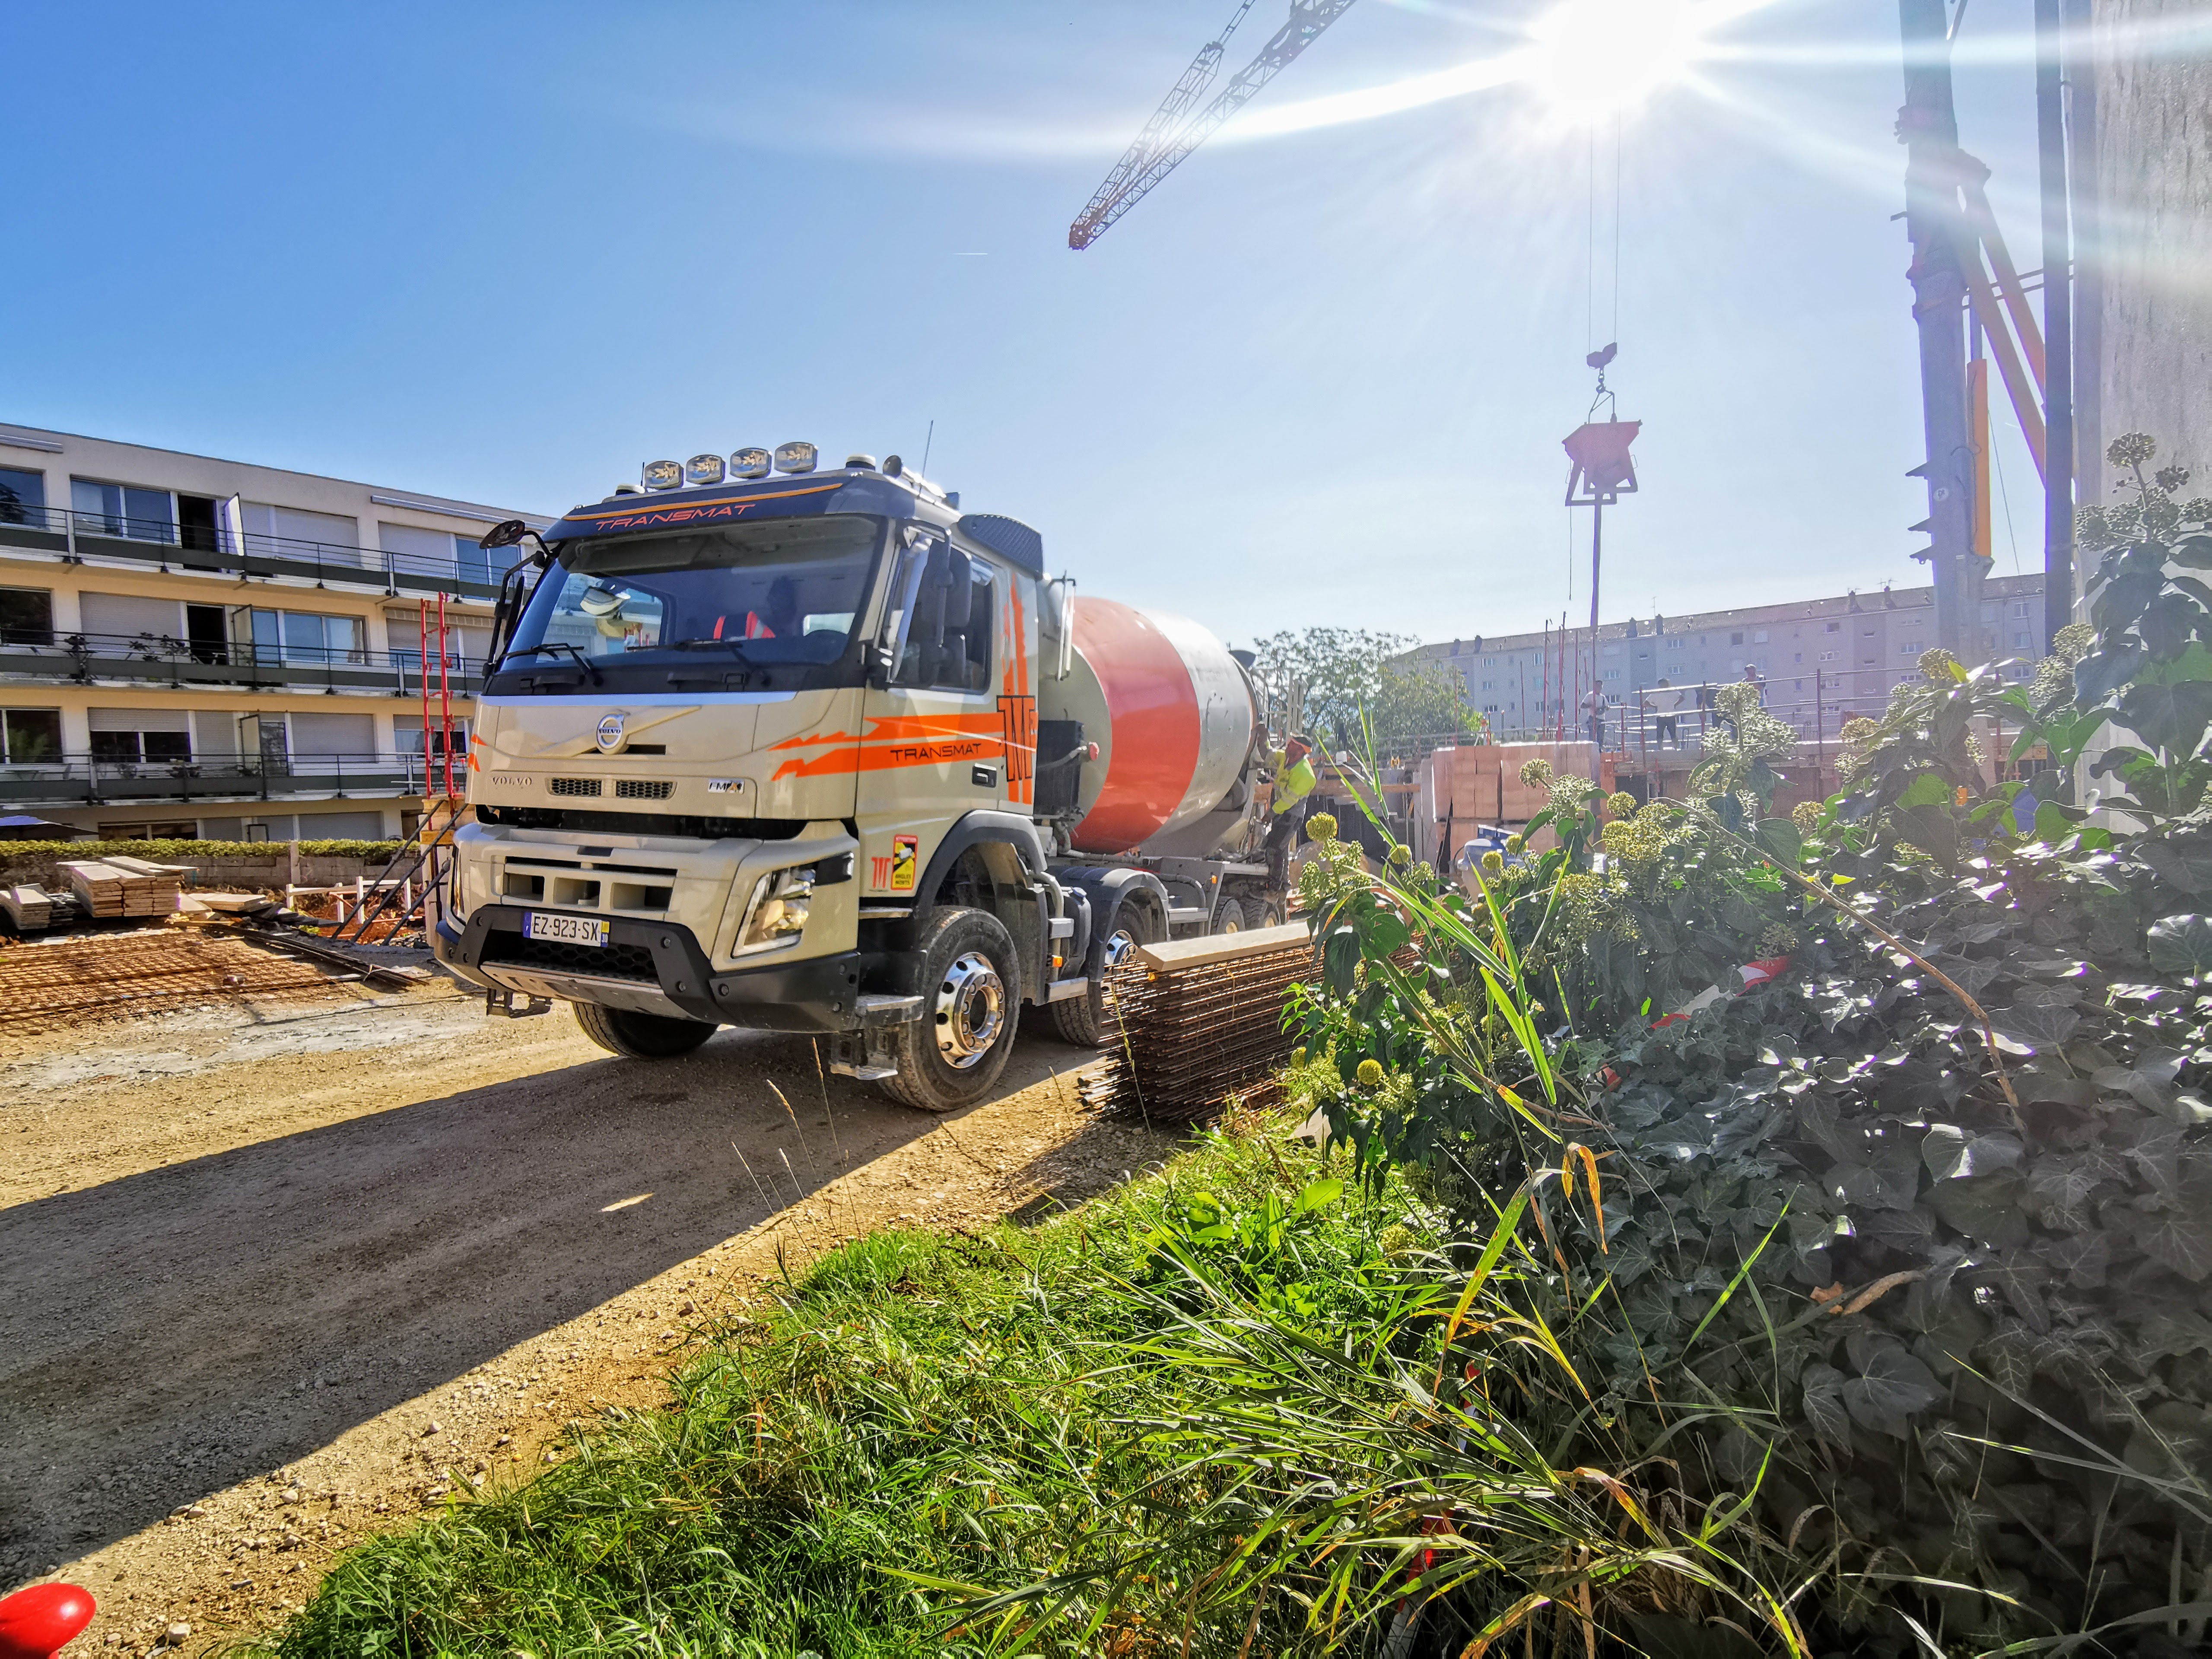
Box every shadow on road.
[0,1025,1091,1575]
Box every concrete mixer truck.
[432,442,1291,1111]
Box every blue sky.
[1,0,2056,650]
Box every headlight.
[737,864,815,953]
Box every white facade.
[0,423,551,840]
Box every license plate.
[525,911,609,947]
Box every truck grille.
[548,777,602,797]
[481,930,660,982]
[474,804,807,839]
[615,779,675,801]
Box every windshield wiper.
[500,642,602,684]
[668,638,758,661]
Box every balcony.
[0,630,483,698]
[0,753,462,809]
[0,505,515,604]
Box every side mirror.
[480,519,529,550]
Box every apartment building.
[0,423,551,841]
[1415,574,2051,744]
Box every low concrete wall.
[0,846,388,894]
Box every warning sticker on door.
[890,834,918,892]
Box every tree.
[1247,628,1483,753]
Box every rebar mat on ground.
[0,932,344,1031]
[1080,934,1317,1122]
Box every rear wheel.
[572,1001,718,1059]
[1048,898,1159,1048]
[882,906,1023,1113]
[1213,898,1252,934]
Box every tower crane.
[1068,0,1357,250]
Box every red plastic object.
[0,1583,95,1659]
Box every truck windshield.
[501,515,882,682]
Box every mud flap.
[828,993,923,1080]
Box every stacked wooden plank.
[1080,923,1317,1124]
[57,856,188,918]
[1,884,55,931]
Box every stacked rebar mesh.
[1080,927,1318,1122]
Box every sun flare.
[1521,0,1710,124]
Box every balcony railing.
[0,752,458,807]
[0,504,517,603]
[0,629,483,697]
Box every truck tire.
[1213,898,1252,934]
[1047,897,1159,1049]
[882,906,1023,1113]
[572,1001,718,1059]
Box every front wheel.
[572,1001,718,1059]
[882,906,1023,1113]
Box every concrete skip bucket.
[1079,922,1317,1122]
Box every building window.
[2,708,62,763]
[250,610,369,665]
[1604,668,1620,680]
[379,522,499,585]
[2014,631,2032,647]
[2013,601,2029,617]
[1901,640,1923,655]
[1730,631,1745,645]
[0,588,53,645]
[1818,650,1838,662]
[88,709,191,765]
[0,467,45,524]
[1792,653,1802,663]
[1825,621,1840,632]
[1665,638,1683,650]
[1753,630,1769,643]
[71,479,175,542]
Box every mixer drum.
[1046,597,1258,856]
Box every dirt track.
[0,972,1168,1652]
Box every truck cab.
[435,444,1278,1111]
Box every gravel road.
[0,978,1165,1651]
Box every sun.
[1520,0,1710,124]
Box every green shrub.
[1285,466,2212,1653]
[0,838,401,869]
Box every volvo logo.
[596,714,626,753]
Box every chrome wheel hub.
[934,950,1005,1070]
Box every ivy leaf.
[1990,1001,2081,1052]
[1840,1333,1943,1438]
[1359,910,1411,962]
[2032,1232,2112,1288]
[2075,641,2148,702]
[2147,913,2212,981]
[1894,770,1954,810]
[1922,1124,2025,1182]
[2095,1050,2197,1123]
[1800,1361,1853,1447]
[2133,1206,2212,1282]
[1755,818,1802,865]
[1926,1170,2031,1247]
[2117,678,2212,760]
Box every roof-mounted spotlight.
[772,440,818,475]
[845,453,878,470]
[685,453,726,486]
[730,448,771,480]
[641,460,683,491]
[883,454,905,477]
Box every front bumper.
[435,904,862,1031]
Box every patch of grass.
[260,1116,1768,1658]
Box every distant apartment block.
[1412,574,2050,744]
[0,423,551,840]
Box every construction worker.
[1646,678,1686,748]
